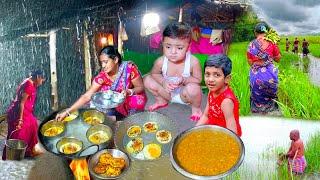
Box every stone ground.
[1,91,319,179]
[0,91,206,180]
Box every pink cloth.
[2,79,38,160]
[149,31,162,49]
[94,62,147,116]
[190,37,224,55]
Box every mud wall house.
[0,0,247,119]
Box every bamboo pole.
[49,30,59,111]
[83,21,92,90]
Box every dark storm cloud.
[252,0,320,34]
[296,24,319,31]
[294,0,320,7]
[254,0,308,22]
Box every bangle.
[65,109,71,116]
[128,89,134,96]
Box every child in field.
[196,54,242,136]
[286,129,307,175]
[143,22,203,121]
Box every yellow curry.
[176,129,240,176]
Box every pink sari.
[2,79,38,160]
[94,62,147,116]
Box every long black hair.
[99,46,122,64]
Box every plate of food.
[114,111,177,161]
[91,90,125,110]
[88,149,130,179]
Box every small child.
[286,129,307,175]
[144,22,203,121]
[196,54,242,136]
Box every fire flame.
[69,159,90,180]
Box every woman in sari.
[2,69,46,160]
[247,22,281,114]
[56,45,147,120]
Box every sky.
[252,0,320,35]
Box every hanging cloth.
[210,29,223,45]
[118,21,124,56]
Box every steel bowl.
[91,91,124,110]
[56,137,83,155]
[40,120,66,138]
[62,109,79,122]
[82,109,105,125]
[170,125,245,179]
[88,149,131,179]
[86,124,113,145]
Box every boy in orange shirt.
[196,54,242,136]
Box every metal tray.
[114,111,177,161]
[91,91,125,110]
[38,108,114,159]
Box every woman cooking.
[56,45,147,120]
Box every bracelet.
[65,109,71,116]
[128,89,134,96]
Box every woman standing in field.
[246,22,281,114]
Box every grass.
[279,35,320,58]
[124,39,320,119]
[227,42,320,119]
[224,132,320,179]
[228,42,251,115]
[304,132,320,173]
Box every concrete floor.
[1,91,319,179]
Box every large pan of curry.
[170,125,245,179]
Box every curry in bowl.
[86,124,112,145]
[62,110,79,122]
[82,109,105,125]
[56,137,83,155]
[171,125,244,178]
[41,120,65,137]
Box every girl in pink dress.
[56,46,147,120]
[2,70,46,160]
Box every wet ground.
[294,54,320,87]
[0,88,319,179]
[308,55,320,86]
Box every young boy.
[143,22,203,121]
[196,54,242,136]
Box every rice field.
[125,38,320,119]
[227,42,320,119]
[279,35,320,58]
[224,132,320,179]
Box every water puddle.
[308,56,320,86]
[292,55,320,87]
[238,116,320,177]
